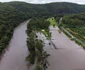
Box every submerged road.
[0,20,29,70]
[45,26,85,70]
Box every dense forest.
[62,13,85,36]
[0,3,29,54]
[5,1,85,17]
[1,1,85,54]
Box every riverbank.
[0,20,29,70]
[60,26,85,49]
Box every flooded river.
[0,20,29,70]
[1,20,85,70]
[45,26,85,70]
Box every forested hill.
[0,2,29,54]
[5,2,85,17]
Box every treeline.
[5,1,85,18]
[62,13,85,28]
[27,18,50,35]
[26,18,50,70]
[61,13,85,48]
[0,3,29,54]
[62,13,85,36]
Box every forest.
[5,1,85,17]
[0,3,29,54]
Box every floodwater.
[1,20,85,70]
[45,26,85,70]
[0,20,29,70]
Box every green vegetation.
[1,1,85,54]
[35,65,43,70]
[26,18,51,39]
[0,3,29,54]
[1,1,85,69]
[26,32,36,64]
[6,2,85,17]
[61,13,85,49]
[26,18,50,70]
[47,17,57,26]
[27,18,50,34]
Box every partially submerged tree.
[26,18,50,70]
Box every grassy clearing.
[47,17,58,26]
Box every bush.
[26,53,35,64]
[35,65,43,70]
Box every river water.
[0,20,29,70]
[45,26,85,70]
[1,20,85,70]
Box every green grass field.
[47,17,57,26]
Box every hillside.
[5,2,85,17]
[0,2,29,54]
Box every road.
[44,26,85,70]
[61,27,85,46]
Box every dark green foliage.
[26,32,36,64]
[35,65,43,70]
[61,13,85,49]
[26,18,50,69]
[0,2,29,54]
[5,2,85,18]
[26,32,44,64]
[62,13,85,28]
[27,18,50,35]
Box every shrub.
[35,65,43,70]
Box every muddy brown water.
[45,26,85,70]
[1,21,85,70]
[0,20,29,70]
